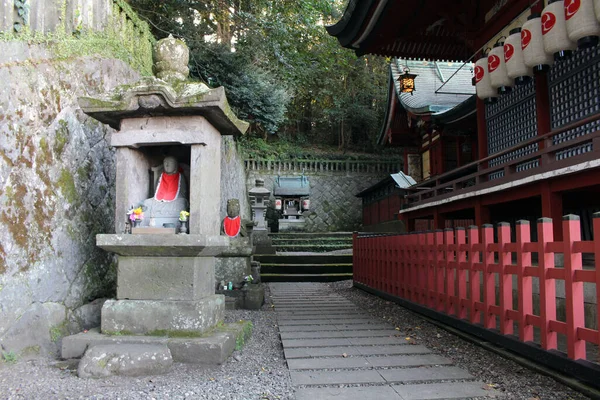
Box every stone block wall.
[247,169,392,232]
[0,54,140,358]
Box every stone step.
[254,254,352,265]
[271,244,352,252]
[261,263,352,275]
[269,232,353,239]
[262,273,352,282]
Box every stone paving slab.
[391,382,498,399]
[366,354,452,368]
[277,317,376,323]
[287,354,452,370]
[295,386,402,400]
[283,338,353,348]
[290,370,385,386]
[348,337,405,345]
[278,323,392,332]
[284,344,432,359]
[280,331,348,339]
[379,366,475,383]
[341,330,403,338]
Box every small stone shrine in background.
[61,36,252,376]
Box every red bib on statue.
[154,172,181,201]
[224,216,241,237]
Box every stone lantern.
[248,179,271,231]
[61,36,252,370]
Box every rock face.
[77,344,173,378]
[0,54,140,357]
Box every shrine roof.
[391,59,475,115]
[327,0,533,61]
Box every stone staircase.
[255,232,353,282]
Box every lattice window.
[549,46,600,154]
[486,81,538,167]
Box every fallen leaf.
[395,327,400,331]
[405,337,411,341]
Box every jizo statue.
[222,199,247,237]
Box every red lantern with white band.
[505,27,533,85]
[301,199,310,211]
[542,0,577,60]
[275,198,282,210]
[475,56,498,103]
[565,0,600,48]
[488,42,513,94]
[522,13,553,73]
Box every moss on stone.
[49,321,69,343]
[53,120,69,156]
[234,320,253,351]
[20,346,41,357]
[57,169,77,204]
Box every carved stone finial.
[153,34,190,82]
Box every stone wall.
[0,54,140,358]
[247,169,392,232]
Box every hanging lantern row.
[477,0,600,103]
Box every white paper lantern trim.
[542,0,577,60]
[489,42,513,94]
[565,0,600,48]
[505,27,533,85]
[475,56,498,103]
[522,13,554,72]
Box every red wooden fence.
[353,215,600,362]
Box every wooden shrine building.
[329,0,600,240]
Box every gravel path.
[0,282,594,400]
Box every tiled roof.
[391,58,475,115]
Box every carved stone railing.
[244,159,402,174]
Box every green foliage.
[1,351,17,364]
[129,0,387,149]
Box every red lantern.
[565,0,600,48]
[302,199,310,211]
[275,198,282,210]
[542,0,577,60]
[522,13,554,73]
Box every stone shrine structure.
[62,36,251,373]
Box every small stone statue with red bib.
[139,156,189,228]
[222,199,247,238]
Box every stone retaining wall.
[0,55,140,358]
[247,162,397,232]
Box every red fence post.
[538,218,557,351]
[419,232,427,305]
[434,230,445,312]
[352,232,359,284]
[456,227,468,320]
[497,222,514,335]
[562,215,586,360]
[427,231,435,308]
[482,224,496,329]
[593,212,600,355]
[468,225,481,324]
[516,220,533,342]
[444,228,455,316]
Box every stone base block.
[117,256,214,300]
[101,296,224,335]
[78,344,172,378]
[244,284,265,310]
[62,321,252,364]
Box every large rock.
[77,344,172,378]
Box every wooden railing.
[244,159,402,174]
[353,216,600,370]
[406,113,600,207]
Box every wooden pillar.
[474,198,490,227]
[535,72,551,151]
[476,97,488,167]
[540,182,563,240]
[433,209,446,230]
